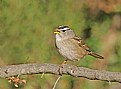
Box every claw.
[58,60,68,75]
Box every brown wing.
[73,36,104,59]
[73,36,91,52]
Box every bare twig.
[52,76,62,89]
[0,63,121,83]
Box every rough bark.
[0,63,121,83]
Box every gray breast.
[56,39,86,61]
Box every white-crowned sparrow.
[54,25,104,63]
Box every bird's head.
[54,25,75,41]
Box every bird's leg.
[58,60,68,75]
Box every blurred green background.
[0,0,121,89]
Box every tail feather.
[88,52,104,59]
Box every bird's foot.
[58,60,68,75]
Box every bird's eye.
[62,30,66,32]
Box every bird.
[54,25,104,64]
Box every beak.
[54,29,60,34]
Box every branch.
[0,63,121,83]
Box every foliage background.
[0,0,121,89]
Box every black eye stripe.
[61,28,70,32]
[58,25,69,29]
[62,30,66,32]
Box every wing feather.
[73,36,91,52]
